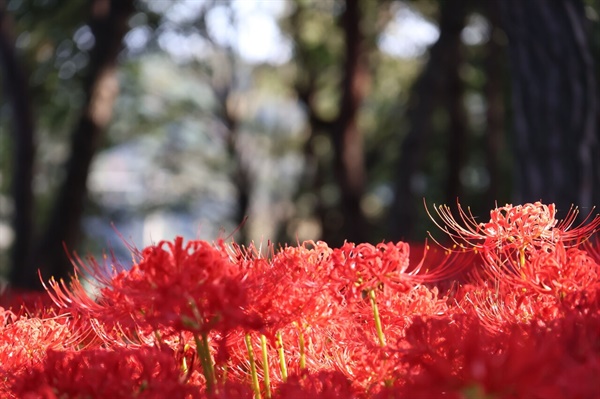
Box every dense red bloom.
[399,315,567,399]
[226,240,346,353]
[429,201,600,300]
[273,370,358,399]
[206,379,253,399]
[329,241,464,298]
[0,313,71,375]
[428,201,600,252]
[10,347,202,398]
[330,241,413,294]
[0,312,73,397]
[45,237,264,341]
[0,203,590,397]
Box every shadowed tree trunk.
[390,0,469,241]
[443,20,468,209]
[284,0,370,246]
[218,86,250,245]
[15,0,135,289]
[0,1,35,282]
[500,0,600,216]
[199,5,251,245]
[483,0,507,210]
[328,0,370,245]
[278,0,330,245]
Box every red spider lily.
[45,237,264,339]
[453,284,562,331]
[521,243,599,293]
[41,249,151,347]
[0,306,15,326]
[330,241,413,295]
[464,237,600,300]
[233,240,340,335]
[0,313,73,396]
[9,347,203,398]
[427,201,600,253]
[206,379,254,399]
[329,241,468,299]
[560,282,600,316]
[0,203,594,397]
[399,315,568,399]
[273,370,358,399]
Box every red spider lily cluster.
[1,201,600,398]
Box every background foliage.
[1,0,599,289]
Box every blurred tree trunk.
[199,4,251,245]
[328,0,370,245]
[282,1,329,245]
[17,0,134,289]
[0,1,35,282]
[218,87,250,245]
[500,0,600,215]
[443,17,468,209]
[285,0,370,246]
[390,0,469,241]
[482,0,507,210]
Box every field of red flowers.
[1,202,599,398]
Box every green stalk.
[276,331,288,382]
[245,333,262,399]
[182,343,191,375]
[195,332,215,394]
[369,289,386,347]
[260,334,271,398]
[298,325,306,369]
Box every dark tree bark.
[500,0,600,215]
[0,1,35,281]
[18,0,135,289]
[201,6,251,245]
[285,0,370,246]
[218,86,251,245]
[328,0,370,245]
[482,0,507,210]
[390,0,469,241]
[443,22,468,209]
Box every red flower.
[273,370,358,399]
[234,240,341,335]
[10,347,203,398]
[400,315,566,399]
[428,201,600,252]
[45,237,264,343]
[0,313,72,385]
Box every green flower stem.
[245,333,262,399]
[194,332,215,394]
[369,289,386,347]
[297,325,306,369]
[260,334,271,398]
[182,343,191,375]
[276,331,288,382]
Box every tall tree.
[330,0,370,245]
[212,7,251,245]
[482,0,507,210]
[286,0,371,246]
[390,0,470,241]
[0,0,35,282]
[500,0,600,215]
[12,0,135,289]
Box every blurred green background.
[1,0,599,289]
